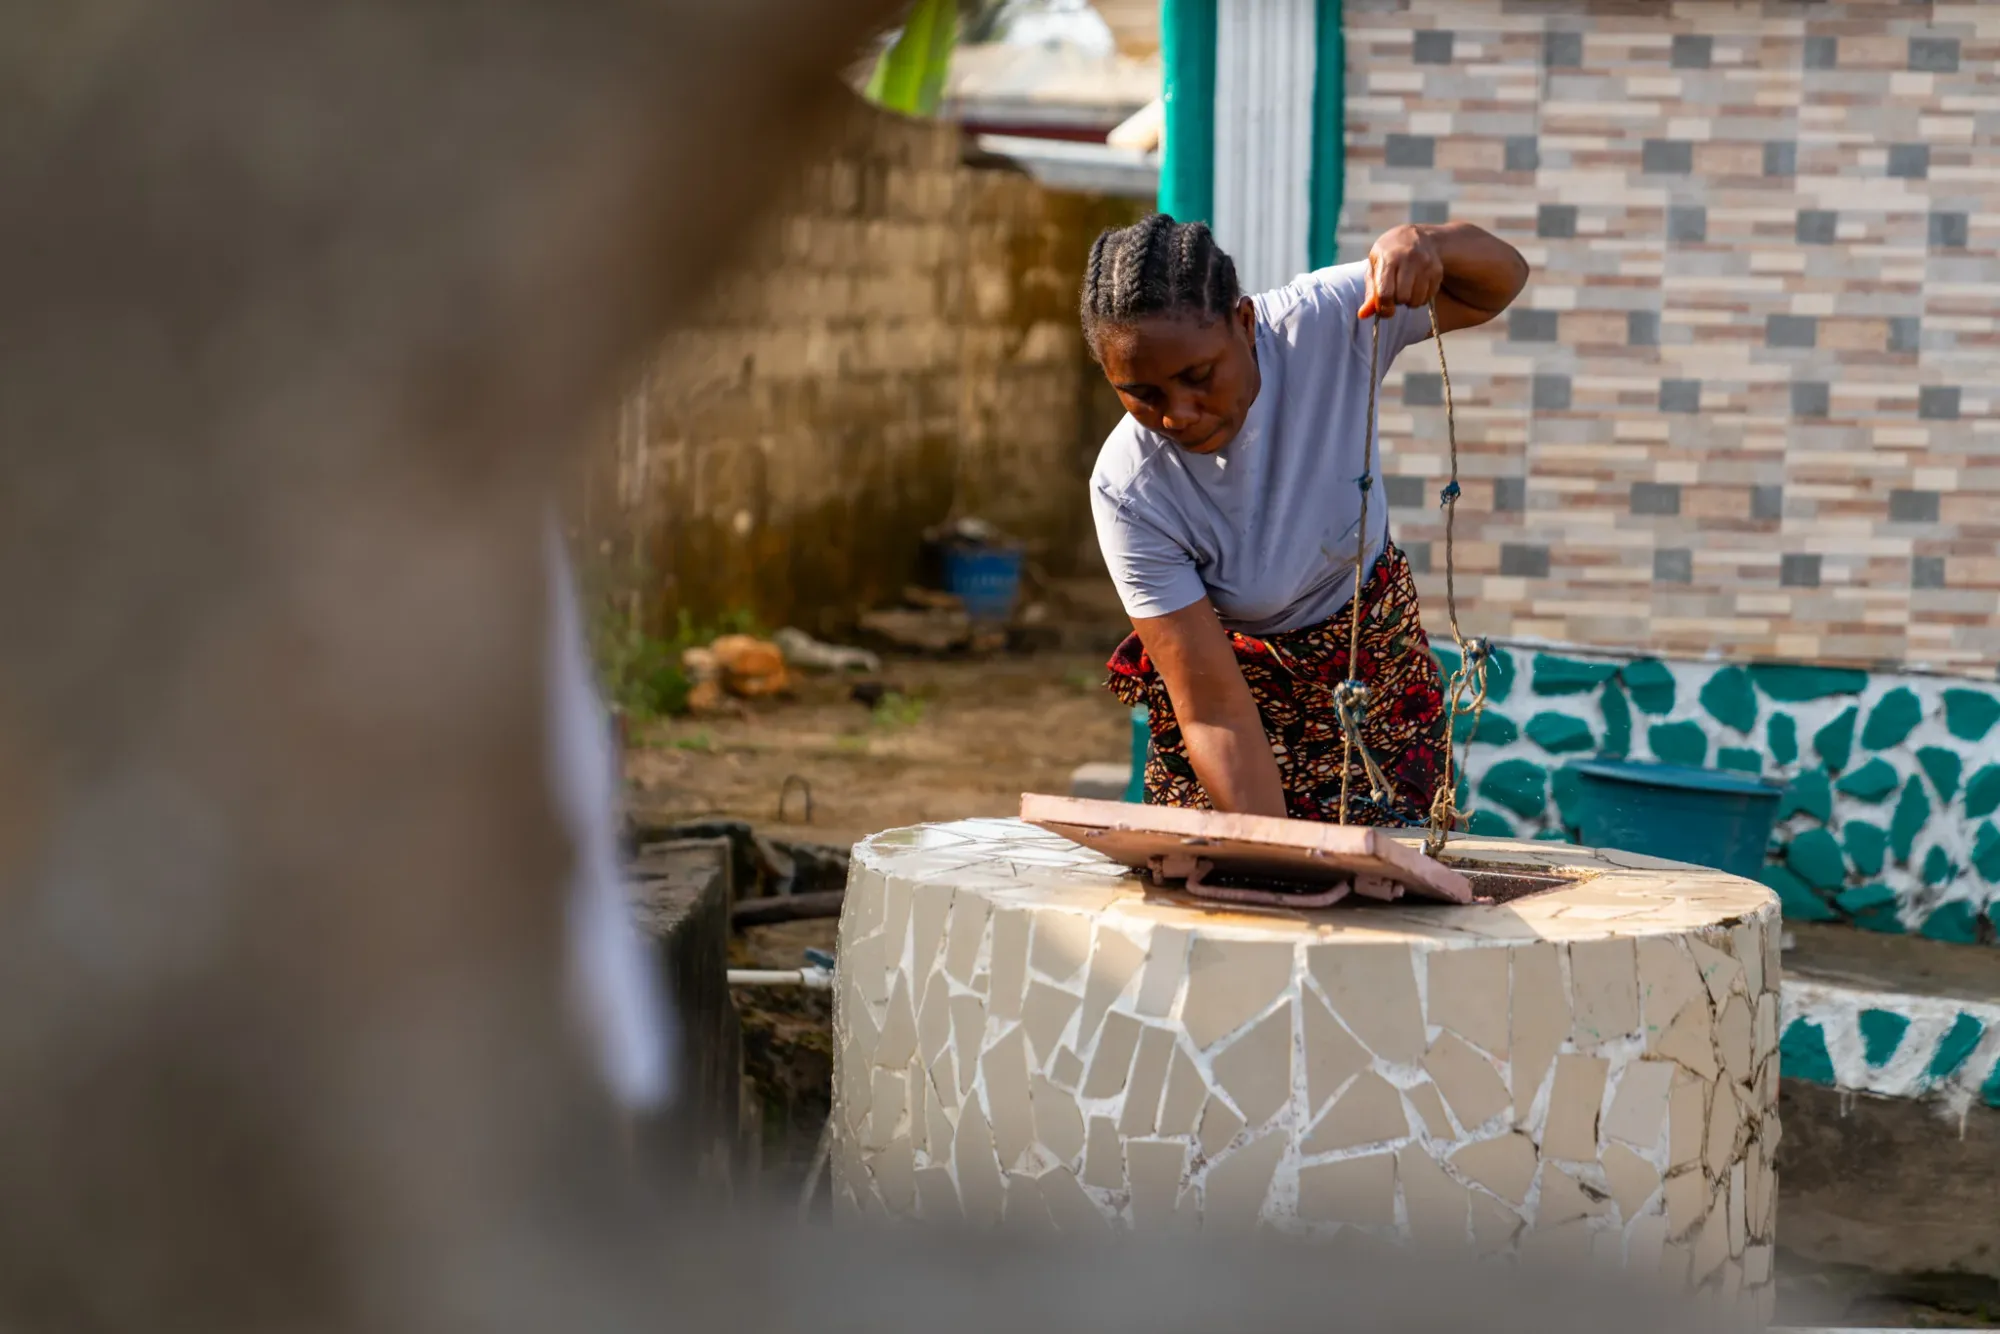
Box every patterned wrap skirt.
[1105,542,1448,827]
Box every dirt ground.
[624,647,1134,851]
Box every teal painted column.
[1307,0,1345,268]
[1159,0,1216,224]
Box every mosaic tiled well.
[831,819,1781,1312]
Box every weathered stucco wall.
[585,97,1138,636]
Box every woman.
[1085,215,1527,826]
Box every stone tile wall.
[583,97,1138,636]
[1442,641,2000,943]
[1341,1,1999,673]
[1780,978,2000,1116]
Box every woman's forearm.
[1178,697,1289,820]
[1133,600,1289,819]
[1425,221,1528,317]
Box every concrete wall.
[1340,1,1999,675]
[585,96,1139,636]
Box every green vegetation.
[864,0,959,117]
[871,690,927,730]
[590,605,762,723]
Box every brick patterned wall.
[585,97,1137,635]
[1341,1,1997,676]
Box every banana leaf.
[864,0,959,117]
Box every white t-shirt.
[1089,262,1433,637]
[546,521,673,1113]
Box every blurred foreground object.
[0,0,895,1327]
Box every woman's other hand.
[1358,224,1444,320]
[1357,221,1529,336]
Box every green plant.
[587,603,765,723]
[871,690,928,730]
[864,0,958,117]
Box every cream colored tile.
[1743,1242,1772,1286]
[1517,1216,1594,1268]
[1636,937,1706,1040]
[924,1069,954,1165]
[1535,1163,1608,1226]
[1592,1226,1625,1268]
[989,909,1030,1023]
[1451,1132,1537,1206]
[1038,1165,1112,1235]
[877,972,920,1069]
[956,1095,1006,1224]
[881,875,913,974]
[1732,923,1764,1000]
[1200,1128,1286,1231]
[1310,942,1426,1064]
[1689,936,1743,1007]
[1078,928,1145,1047]
[1157,1042,1207,1136]
[839,1033,871,1134]
[1603,1058,1676,1150]
[1126,1138,1188,1228]
[1003,1171,1055,1232]
[1757,1282,1776,1327]
[1720,1256,1743,1305]
[1763,924,1781,999]
[910,883,953,979]
[870,1136,916,1213]
[846,931,892,1011]
[1303,984,1371,1116]
[1082,1115,1124,1191]
[1134,925,1191,1018]
[1051,1045,1084,1090]
[1118,1025,1177,1137]
[1405,1081,1455,1139]
[1425,1030,1510,1130]
[1083,1010,1143,1099]
[1210,1002,1294,1129]
[1427,947,1510,1058]
[1028,909,1092,985]
[1603,1141,1660,1221]
[864,1065,907,1151]
[917,968,952,1064]
[1302,1070,1409,1155]
[1510,942,1568,1117]
[1470,1189,1524,1256]
[1753,992,1778,1069]
[914,1165,962,1222]
[1183,939,1295,1049]
[1032,1072,1086,1165]
[1542,1054,1610,1162]
[1626,1213,1669,1273]
[844,865,887,942]
[1652,997,1719,1079]
[1197,1094,1245,1159]
[1668,1074,1706,1170]
[1022,981,1079,1062]
[1728,1159,1747,1258]
[1716,994,1753,1086]
[1664,1167,1707,1239]
[1659,1240,1692,1288]
[1399,1143,1471,1247]
[1692,1211,1729,1284]
[1297,1151,1397,1227]
[1706,1081,1741,1179]
[942,895,990,986]
[1568,939,1641,1045]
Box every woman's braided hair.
[1079,213,1242,353]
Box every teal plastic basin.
[1565,759,1783,881]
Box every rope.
[1338,291,1387,826]
[1420,302,1492,857]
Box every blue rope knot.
[1439,479,1462,506]
[1464,636,1493,664]
[1356,473,1374,494]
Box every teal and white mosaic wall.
[1779,980,2000,1118]
[1440,641,2000,945]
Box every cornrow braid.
[1078,213,1242,352]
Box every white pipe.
[727,967,835,990]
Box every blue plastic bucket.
[941,544,1025,622]
[1564,759,1783,881]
